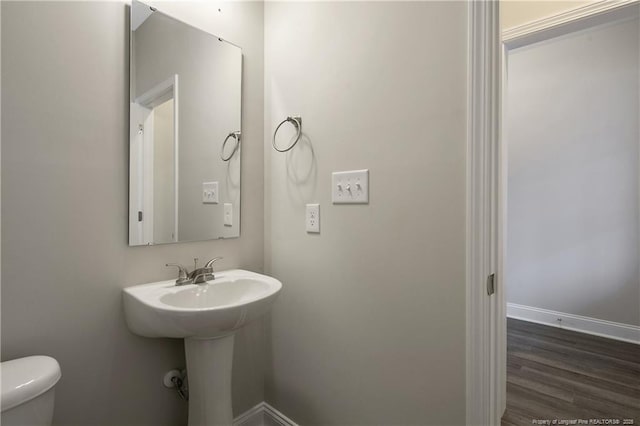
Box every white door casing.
[129,74,179,245]
[466,0,503,424]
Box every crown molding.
[503,0,639,49]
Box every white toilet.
[1,356,61,426]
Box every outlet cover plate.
[332,169,369,204]
[224,203,233,226]
[306,204,320,233]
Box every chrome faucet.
[190,257,223,284]
[165,257,223,286]
[165,263,191,285]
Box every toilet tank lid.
[1,356,61,412]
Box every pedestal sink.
[123,269,282,426]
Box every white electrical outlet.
[224,203,233,226]
[202,182,219,204]
[306,204,320,233]
[332,169,369,204]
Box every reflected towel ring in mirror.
[272,115,302,152]
[220,131,241,161]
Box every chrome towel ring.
[272,116,302,152]
[220,131,241,161]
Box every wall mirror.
[129,0,242,246]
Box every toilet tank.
[1,356,62,426]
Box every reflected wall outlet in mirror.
[203,182,219,204]
[224,203,233,226]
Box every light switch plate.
[224,203,233,226]
[332,169,369,204]
[202,182,219,204]
[306,204,320,233]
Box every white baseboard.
[234,402,266,426]
[507,303,640,345]
[234,402,298,426]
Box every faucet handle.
[166,263,191,286]
[204,257,223,269]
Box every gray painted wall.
[263,2,468,424]
[1,1,265,424]
[506,18,640,326]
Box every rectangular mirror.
[129,0,242,246]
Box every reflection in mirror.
[129,0,242,246]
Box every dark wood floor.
[502,318,640,426]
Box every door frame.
[466,1,502,424]
[129,74,180,245]
[466,1,640,424]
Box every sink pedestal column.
[184,334,235,426]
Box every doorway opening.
[500,2,640,424]
[129,74,179,245]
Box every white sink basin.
[123,269,281,339]
[122,269,282,426]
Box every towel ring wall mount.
[272,115,302,152]
[220,131,241,161]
